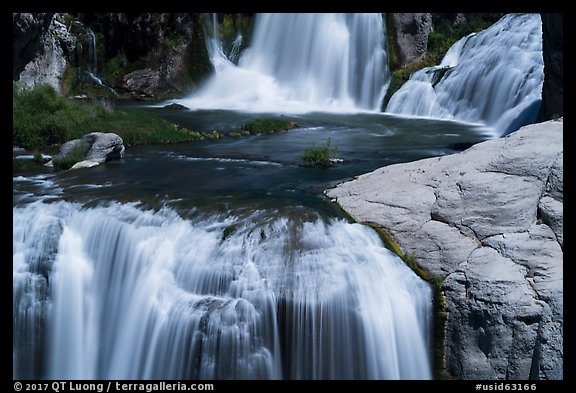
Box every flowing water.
[13,110,493,380]
[13,12,538,380]
[386,13,544,135]
[180,13,389,112]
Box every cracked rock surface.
[326,120,563,379]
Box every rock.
[13,13,76,94]
[538,14,563,121]
[162,103,188,110]
[47,132,124,169]
[388,13,433,67]
[326,120,563,379]
[13,13,54,79]
[122,68,162,98]
[80,13,213,98]
[82,132,125,163]
[71,160,100,169]
[538,197,563,247]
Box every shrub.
[301,138,337,168]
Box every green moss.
[222,224,239,241]
[301,138,337,168]
[362,221,449,380]
[241,118,298,134]
[52,144,87,171]
[385,14,401,71]
[102,54,127,86]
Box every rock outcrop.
[326,120,563,379]
[538,13,563,121]
[13,13,213,99]
[13,13,76,94]
[388,13,433,67]
[80,13,213,98]
[48,132,125,169]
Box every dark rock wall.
[388,13,433,68]
[538,13,563,121]
[13,13,54,80]
[13,13,213,99]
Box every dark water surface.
[14,107,490,217]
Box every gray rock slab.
[326,120,563,379]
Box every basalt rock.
[326,120,563,379]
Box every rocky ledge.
[326,119,563,380]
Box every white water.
[179,13,389,113]
[386,14,544,135]
[13,201,432,379]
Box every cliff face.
[13,13,212,99]
[327,119,563,379]
[387,13,433,67]
[13,13,75,94]
[538,13,563,121]
[387,13,504,69]
[80,13,212,98]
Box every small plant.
[52,144,87,171]
[301,138,337,168]
[33,152,44,164]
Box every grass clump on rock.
[301,138,338,168]
[51,144,87,171]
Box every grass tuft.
[301,138,337,168]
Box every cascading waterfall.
[180,13,390,113]
[72,21,104,86]
[13,201,432,380]
[386,13,544,135]
[205,13,244,66]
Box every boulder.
[47,132,124,169]
[326,119,563,379]
[82,132,125,163]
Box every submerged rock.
[326,119,563,379]
[162,103,188,110]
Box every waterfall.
[13,201,432,380]
[72,21,103,86]
[180,13,390,113]
[86,27,105,86]
[386,13,544,135]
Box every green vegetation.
[13,84,212,151]
[363,222,449,379]
[241,118,298,135]
[222,224,239,241]
[301,138,337,168]
[384,15,500,107]
[52,144,87,171]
